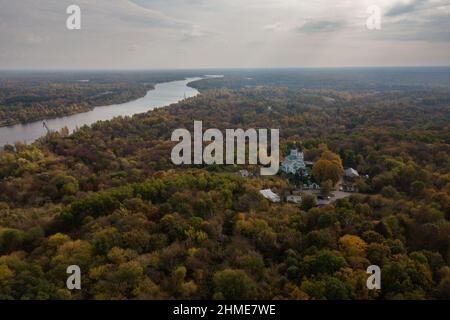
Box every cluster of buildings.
[259,189,302,204]
[259,149,307,204]
[255,149,365,206]
[240,148,310,178]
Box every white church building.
[281,149,306,175]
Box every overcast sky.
[0,0,449,69]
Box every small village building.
[260,189,281,203]
[281,149,306,175]
[344,168,359,179]
[341,184,359,193]
[239,169,249,177]
[303,182,320,190]
[286,195,302,204]
[311,182,320,190]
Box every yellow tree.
[312,150,344,185]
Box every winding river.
[0,76,211,147]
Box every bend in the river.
[0,76,217,147]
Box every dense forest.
[0,71,203,126]
[0,73,449,300]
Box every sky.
[0,0,449,69]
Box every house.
[310,183,320,190]
[260,189,281,203]
[344,168,359,179]
[239,170,249,177]
[281,149,306,175]
[303,182,320,190]
[341,184,359,193]
[323,96,336,103]
[286,194,302,204]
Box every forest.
[0,73,449,300]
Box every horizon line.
[1,65,450,73]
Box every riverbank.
[0,76,206,147]
[0,82,157,128]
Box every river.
[0,76,210,147]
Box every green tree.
[320,180,333,196]
[213,269,257,300]
[301,194,317,211]
[303,250,347,276]
[324,277,350,300]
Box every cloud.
[381,10,450,42]
[296,20,347,33]
[385,0,426,17]
[180,25,217,41]
[109,0,190,29]
[378,1,450,42]
[131,0,207,7]
[0,0,449,68]
[263,22,290,32]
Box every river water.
[0,76,206,147]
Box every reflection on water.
[0,77,203,147]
